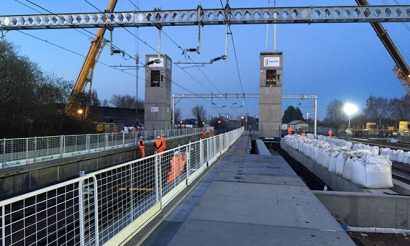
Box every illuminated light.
[77,109,84,115]
[343,102,358,116]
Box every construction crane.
[356,0,410,95]
[65,0,118,117]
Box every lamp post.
[343,102,358,130]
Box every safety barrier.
[0,128,206,169]
[0,127,244,246]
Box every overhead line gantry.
[1,5,410,30]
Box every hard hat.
[156,136,160,139]
[162,133,166,136]
[139,136,143,139]
[174,151,180,156]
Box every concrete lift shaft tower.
[259,52,283,138]
[144,54,172,130]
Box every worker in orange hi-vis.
[154,136,163,154]
[328,129,333,137]
[200,130,206,139]
[160,134,167,152]
[166,151,186,185]
[138,136,145,158]
[287,126,292,135]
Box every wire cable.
[218,0,249,114]
[16,30,137,78]
[85,0,218,94]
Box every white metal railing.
[0,127,244,246]
[0,128,206,169]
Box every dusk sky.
[1,0,409,121]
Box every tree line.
[323,95,410,129]
[0,40,145,138]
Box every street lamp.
[343,102,358,129]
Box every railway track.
[344,137,410,152]
[392,163,410,184]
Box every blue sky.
[1,0,409,120]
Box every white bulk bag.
[363,155,393,188]
[328,151,340,173]
[343,156,361,181]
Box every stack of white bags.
[380,148,410,164]
[284,135,393,188]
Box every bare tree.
[364,96,389,126]
[192,105,206,127]
[110,94,144,109]
[323,100,344,128]
[174,108,182,123]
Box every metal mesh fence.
[0,128,205,169]
[0,127,244,246]
[2,183,81,245]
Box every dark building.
[90,106,144,127]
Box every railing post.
[154,155,160,203]
[130,163,134,220]
[207,138,210,162]
[2,205,5,246]
[25,138,29,164]
[63,136,66,157]
[86,134,90,153]
[91,176,100,246]
[105,133,108,150]
[60,135,64,158]
[34,136,37,163]
[199,139,204,165]
[186,142,191,184]
[46,137,49,156]
[2,138,5,168]
[78,178,85,246]
[122,132,125,147]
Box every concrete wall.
[0,134,199,200]
[315,191,410,230]
[255,139,271,155]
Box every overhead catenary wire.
[15,1,211,101]
[127,0,222,94]
[16,30,137,78]
[17,0,134,61]
[22,0,199,90]
[84,0,218,95]
[219,0,249,115]
[84,0,223,116]
[16,0,224,116]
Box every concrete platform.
[141,136,355,246]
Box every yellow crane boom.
[65,0,118,116]
[356,0,410,95]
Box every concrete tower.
[144,54,172,130]
[259,51,283,138]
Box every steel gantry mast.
[1,5,409,30]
